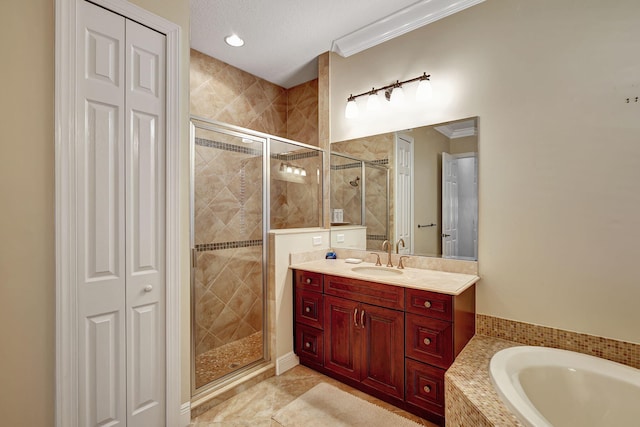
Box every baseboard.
[276,351,299,375]
[180,401,191,427]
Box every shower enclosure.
[190,117,323,396]
[330,153,389,250]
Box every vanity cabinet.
[293,269,475,426]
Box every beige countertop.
[289,259,479,295]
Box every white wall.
[271,229,330,369]
[330,0,640,344]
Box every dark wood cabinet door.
[360,302,405,399]
[295,323,324,367]
[324,295,360,381]
[405,312,453,369]
[295,289,323,329]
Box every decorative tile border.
[273,150,320,161]
[477,314,640,369]
[195,239,263,252]
[195,137,262,156]
[366,234,388,241]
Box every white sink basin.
[351,266,403,277]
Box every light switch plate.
[337,234,345,243]
[312,236,322,246]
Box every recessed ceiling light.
[224,34,244,47]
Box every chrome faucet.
[381,240,393,267]
[396,238,405,254]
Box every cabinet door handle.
[353,308,359,327]
[305,342,311,349]
[360,309,365,329]
[424,300,432,308]
[423,385,431,393]
[305,278,311,284]
[423,337,431,346]
[305,306,311,313]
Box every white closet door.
[76,1,127,425]
[125,19,166,427]
[76,2,166,426]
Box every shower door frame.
[330,152,390,237]
[189,118,271,397]
[189,116,325,397]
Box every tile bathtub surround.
[477,314,640,369]
[445,316,640,426]
[444,335,522,427]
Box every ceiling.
[190,0,483,89]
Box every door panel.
[360,303,404,399]
[442,152,458,258]
[77,2,126,425]
[125,17,166,427]
[324,295,360,381]
[395,134,412,254]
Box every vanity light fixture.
[344,72,431,118]
[345,95,359,119]
[224,34,245,47]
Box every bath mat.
[272,382,423,427]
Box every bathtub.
[489,346,640,427]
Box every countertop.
[289,259,479,295]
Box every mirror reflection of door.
[442,152,478,259]
[395,133,413,255]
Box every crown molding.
[434,123,477,139]
[331,0,485,57]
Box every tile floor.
[190,364,438,426]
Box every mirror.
[330,117,478,261]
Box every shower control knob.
[423,338,431,346]
[423,385,431,393]
[424,300,432,308]
[144,285,153,292]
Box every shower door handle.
[191,248,198,268]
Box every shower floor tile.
[195,331,264,389]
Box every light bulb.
[345,95,359,119]
[224,34,244,47]
[366,90,380,112]
[301,168,307,176]
[286,165,293,174]
[293,168,300,175]
[416,78,432,102]
[390,85,405,107]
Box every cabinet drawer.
[405,313,453,369]
[295,289,323,329]
[405,288,452,321]
[295,323,324,367]
[325,274,404,310]
[295,270,323,292]
[405,358,445,416]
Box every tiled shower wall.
[193,129,264,357]
[190,49,321,362]
[332,132,394,250]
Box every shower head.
[349,176,360,187]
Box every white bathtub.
[489,346,640,427]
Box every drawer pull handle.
[305,278,312,284]
[305,307,311,313]
[424,300,432,308]
[423,338,431,345]
[305,342,311,348]
[423,385,431,393]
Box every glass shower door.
[191,121,267,393]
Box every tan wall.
[413,127,449,256]
[330,0,640,344]
[0,1,191,424]
[0,2,55,425]
[450,134,478,154]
